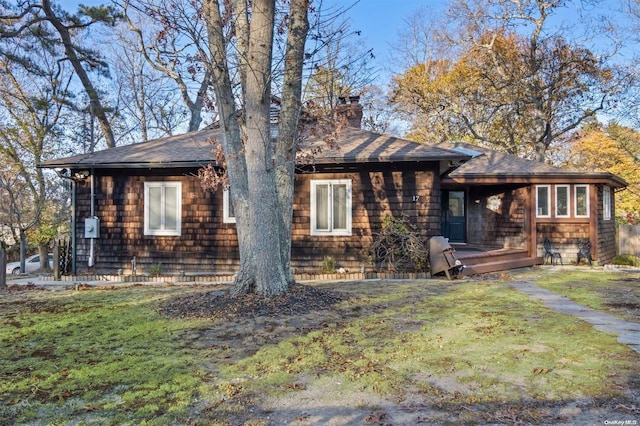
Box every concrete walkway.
[512,281,640,354]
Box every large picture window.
[575,185,589,217]
[144,182,182,236]
[555,185,570,217]
[536,185,551,217]
[310,179,352,236]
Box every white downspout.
[71,179,77,274]
[88,169,95,268]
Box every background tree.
[0,47,70,271]
[566,122,640,219]
[108,23,191,142]
[121,0,212,134]
[0,0,121,149]
[610,0,640,132]
[302,19,375,110]
[390,0,617,162]
[359,85,397,134]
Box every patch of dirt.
[4,283,45,292]
[599,277,640,322]
[158,283,348,319]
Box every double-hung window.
[144,182,182,236]
[311,179,352,236]
[575,185,589,217]
[555,185,570,218]
[536,185,551,217]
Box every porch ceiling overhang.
[40,126,469,170]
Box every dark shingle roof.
[41,126,468,169]
[40,131,628,189]
[436,142,627,188]
[304,127,467,164]
[42,128,220,169]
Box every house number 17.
[412,195,420,202]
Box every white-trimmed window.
[144,182,181,236]
[555,185,570,218]
[603,185,612,221]
[536,185,551,217]
[223,188,236,224]
[311,179,352,236]
[575,184,590,217]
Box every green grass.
[612,254,640,266]
[223,280,635,407]
[0,287,215,425]
[0,271,638,424]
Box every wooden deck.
[452,245,543,276]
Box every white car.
[5,254,54,275]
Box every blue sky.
[325,0,439,62]
[65,0,631,87]
[65,0,435,88]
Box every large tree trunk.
[276,0,310,284]
[38,244,50,271]
[237,0,289,296]
[204,0,309,297]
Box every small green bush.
[149,262,162,276]
[321,256,336,274]
[611,254,640,266]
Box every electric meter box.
[84,217,100,238]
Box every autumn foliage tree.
[566,122,640,219]
[390,0,615,162]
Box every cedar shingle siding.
[74,163,441,275]
[534,184,617,264]
[597,184,617,265]
[466,185,528,249]
[75,170,239,274]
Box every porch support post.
[590,183,598,261]
[528,185,538,259]
[0,247,6,290]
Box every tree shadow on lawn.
[243,391,640,426]
[600,276,640,322]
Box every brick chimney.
[336,95,363,128]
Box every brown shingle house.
[41,107,626,276]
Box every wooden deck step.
[455,249,528,265]
[461,256,542,276]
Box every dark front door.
[442,190,466,243]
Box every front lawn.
[0,270,638,425]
